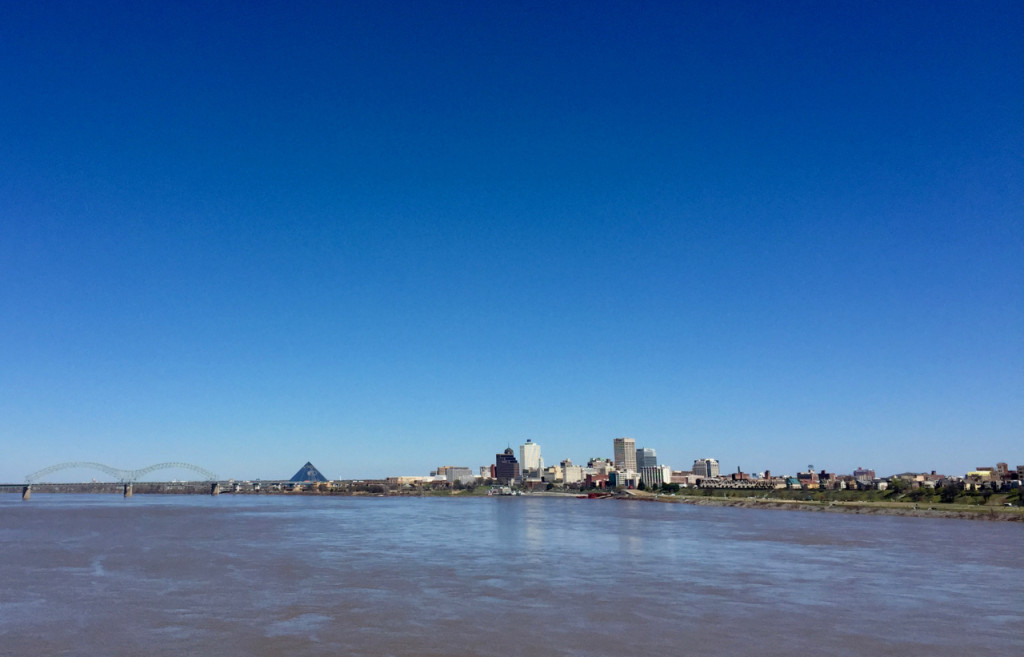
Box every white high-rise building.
[613,437,637,471]
[520,439,543,476]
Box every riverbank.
[618,490,1024,521]
[6,484,1021,522]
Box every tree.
[886,478,909,496]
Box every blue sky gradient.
[2,1,1021,481]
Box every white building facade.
[520,439,543,477]
[445,467,475,485]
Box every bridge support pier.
[22,485,31,501]
[211,482,220,496]
[124,483,133,498]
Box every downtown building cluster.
[385,438,1024,496]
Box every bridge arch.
[127,462,218,482]
[25,462,218,484]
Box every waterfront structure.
[692,458,719,478]
[290,462,328,483]
[636,447,657,469]
[613,437,637,472]
[495,448,520,484]
[520,439,543,477]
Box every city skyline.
[7,441,1017,485]
[1,2,1021,483]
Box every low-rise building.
[445,467,475,486]
[562,462,584,484]
[698,477,773,489]
[796,469,819,489]
[609,470,641,489]
[543,465,562,482]
[967,469,995,482]
[853,467,876,484]
[671,470,698,486]
[386,476,430,485]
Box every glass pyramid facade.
[289,461,328,483]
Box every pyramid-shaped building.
[289,461,328,483]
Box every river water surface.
[0,494,1020,656]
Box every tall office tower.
[636,447,657,469]
[693,458,720,478]
[495,448,520,484]
[520,439,543,476]
[613,437,637,472]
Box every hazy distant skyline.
[2,1,1021,483]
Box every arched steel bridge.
[25,462,218,484]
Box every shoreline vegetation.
[5,483,1022,522]
[615,489,1024,522]
[434,486,1024,522]
[420,482,1024,521]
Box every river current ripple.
[0,494,1020,656]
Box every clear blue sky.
[2,1,1021,482]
